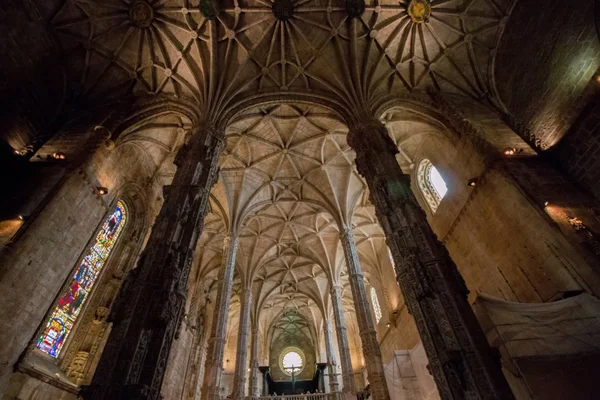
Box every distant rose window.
[417,159,447,213]
[280,347,305,375]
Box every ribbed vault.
[45,0,515,117]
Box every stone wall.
[0,117,168,397]
[553,95,600,201]
[409,132,599,303]
[495,0,600,147]
[0,170,108,392]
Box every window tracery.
[371,287,382,324]
[416,159,447,213]
[37,201,127,357]
[279,346,305,376]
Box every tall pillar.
[330,285,355,394]
[339,229,390,400]
[83,122,225,400]
[259,367,270,396]
[232,289,252,400]
[323,319,339,393]
[249,326,260,397]
[347,117,515,400]
[201,234,239,400]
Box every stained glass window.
[371,287,382,324]
[37,201,127,357]
[417,159,447,213]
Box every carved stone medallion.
[199,0,220,19]
[345,0,366,18]
[407,0,431,24]
[129,1,154,28]
[273,0,294,21]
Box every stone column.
[259,367,270,396]
[323,319,339,393]
[339,229,390,400]
[201,233,239,400]
[249,326,260,397]
[330,285,355,395]
[317,364,327,393]
[83,122,225,400]
[347,118,515,400]
[232,289,253,400]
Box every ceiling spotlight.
[386,323,391,328]
[13,149,20,155]
[467,178,478,187]
[17,215,24,221]
[52,152,66,160]
[97,187,109,195]
[544,201,549,207]
[503,147,516,156]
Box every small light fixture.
[97,187,109,195]
[467,178,478,187]
[386,322,391,328]
[17,215,24,221]
[503,147,516,156]
[13,149,20,155]
[544,201,549,207]
[247,368,251,372]
[52,152,66,160]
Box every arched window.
[417,159,448,213]
[37,201,127,357]
[370,287,382,324]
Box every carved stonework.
[67,351,90,385]
[199,0,220,19]
[249,327,261,397]
[232,290,252,399]
[407,0,431,24]
[94,307,110,324]
[345,0,365,18]
[82,123,225,400]
[129,1,154,28]
[330,285,355,394]
[201,234,240,400]
[567,216,600,257]
[339,229,390,400]
[273,0,294,21]
[323,320,339,393]
[347,117,514,400]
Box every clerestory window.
[417,159,447,213]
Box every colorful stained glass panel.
[37,201,127,357]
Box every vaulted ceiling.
[46,0,514,115]
[39,0,518,362]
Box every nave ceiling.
[31,0,518,358]
[183,102,447,352]
[43,0,515,116]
